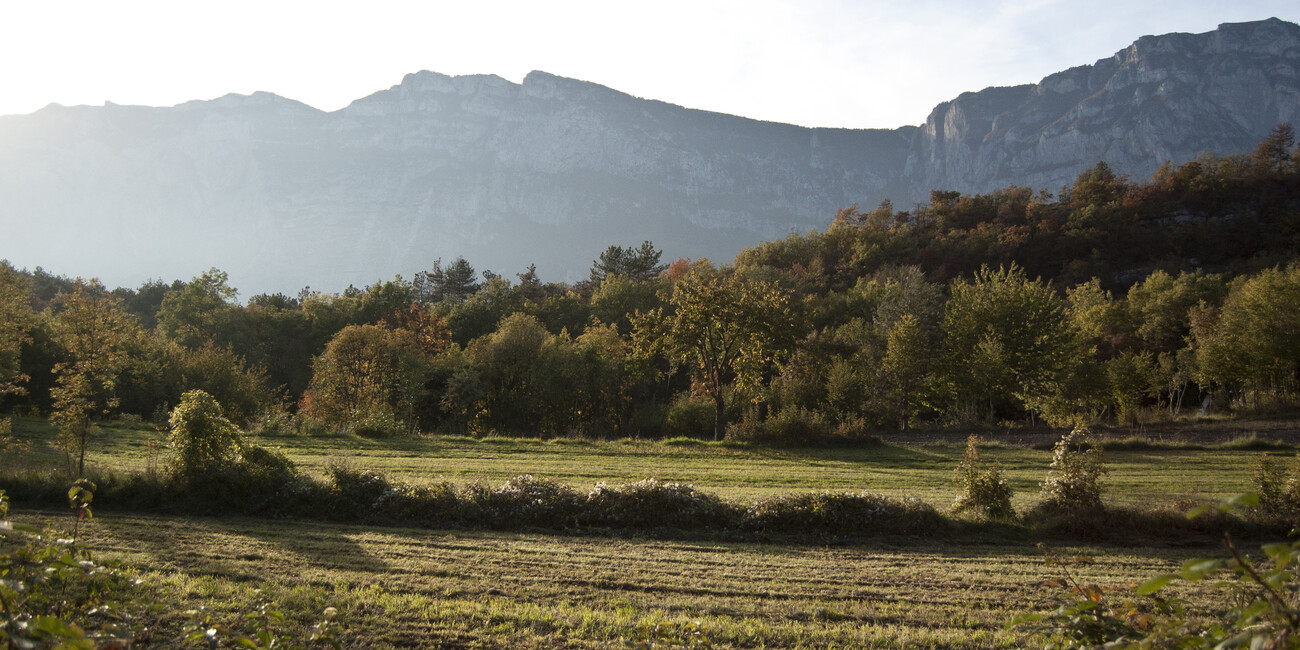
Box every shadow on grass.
[96,511,392,578]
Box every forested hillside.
[2,128,1299,451]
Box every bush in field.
[167,389,244,479]
[584,478,735,530]
[1038,428,1106,514]
[744,491,944,536]
[952,435,1015,519]
[1250,453,1300,524]
[662,394,714,439]
[467,475,583,528]
[730,407,830,445]
[345,410,405,438]
[327,463,396,520]
[384,480,464,525]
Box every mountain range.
[2,18,1298,295]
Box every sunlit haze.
[4,0,1298,129]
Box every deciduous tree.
[49,280,136,475]
[633,269,794,440]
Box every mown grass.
[9,509,1228,649]
[5,416,1291,647]
[4,416,1280,511]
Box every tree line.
[2,127,1299,454]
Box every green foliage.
[730,406,831,445]
[880,313,933,431]
[662,393,714,439]
[1251,453,1300,525]
[157,268,240,348]
[633,268,795,440]
[943,265,1092,425]
[1105,350,1163,424]
[952,435,1014,519]
[416,256,481,303]
[585,478,732,530]
[0,483,136,649]
[49,280,137,476]
[302,324,429,434]
[0,262,35,399]
[1194,264,1300,410]
[743,491,945,537]
[590,241,667,284]
[167,389,245,479]
[1039,429,1107,515]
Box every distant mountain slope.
[1,18,1296,294]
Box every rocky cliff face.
[906,17,1300,195]
[0,19,1296,294]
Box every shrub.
[584,478,735,530]
[346,411,406,438]
[730,407,830,445]
[327,463,397,520]
[472,475,583,528]
[662,394,714,439]
[249,408,298,437]
[952,435,1015,519]
[1250,453,1300,524]
[1039,428,1106,514]
[385,480,463,526]
[744,491,945,537]
[167,390,244,480]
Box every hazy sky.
[3,1,1298,129]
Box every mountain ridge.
[1,18,1297,295]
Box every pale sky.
[3,1,1298,129]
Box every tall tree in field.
[49,280,136,475]
[633,269,794,440]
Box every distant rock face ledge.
[905,17,1300,197]
[0,19,1296,294]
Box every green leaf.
[1182,558,1224,580]
[1225,493,1260,509]
[1135,574,1178,595]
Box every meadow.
[3,417,1296,648]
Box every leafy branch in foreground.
[1016,493,1300,648]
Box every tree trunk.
[713,392,726,442]
[77,419,88,477]
[899,385,910,432]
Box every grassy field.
[3,416,1277,510]
[8,509,1224,649]
[4,416,1293,648]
